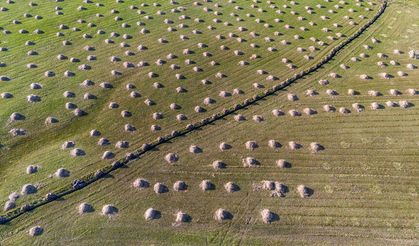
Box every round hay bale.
[310,142,324,153]
[102,204,118,215]
[102,151,115,160]
[133,178,149,189]
[303,108,317,115]
[45,116,59,125]
[224,182,240,192]
[8,192,19,202]
[252,115,264,123]
[175,211,191,223]
[386,101,398,107]
[407,63,417,70]
[297,185,312,198]
[245,141,258,150]
[214,208,232,221]
[352,103,365,112]
[242,157,259,167]
[97,138,110,146]
[1,92,13,99]
[78,203,94,214]
[370,102,383,110]
[288,109,301,117]
[389,89,401,96]
[165,153,179,164]
[176,114,187,121]
[406,89,417,96]
[339,107,350,114]
[219,142,231,151]
[65,102,77,110]
[90,129,101,137]
[272,109,285,116]
[173,181,188,191]
[399,100,412,108]
[305,89,318,97]
[397,71,407,77]
[287,93,298,101]
[276,159,291,168]
[144,208,160,220]
[29,226,43,236]
[9,112,25,122]
[288,141,301,150]
[4,200,15,211]
[61,141,76,149]
[262,181,276,191]
[21,184,37,195]
[326,89,338,96]
[360,74,370,80]
[261,209,276,224]
[268,140,281,150]
[318,79,329,86]
[115,140,129,149]
[70,148,85,157]
[124,124,136,132]
[27,94,41,102]
[26,165,38,174]
[323,105,336,112]
[55,168,70,178]
[189,145,202,153]
[212,160,226,170]
[121,110,132,118]
[199,180,215,191]
[9,128,27,136]
[347,89,358,96]
[234,114,246,121]
[154,182,168,194]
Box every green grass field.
[0,0,418,245]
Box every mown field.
[0,0,418,245]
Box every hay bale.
[406,63,417,70]
[261,209,276,224]
[297,185,312,198]
[9,128,26,136]
[124,124,136,132]
[212,160,226,170]
[305,89,318,97]
[397,71,407,77]
[303,108,317,115]
[252,115,264,123]
[268,140,281,150]
[288,141,301,150]
[29,226,43,236]
[245,141,258,150]
[224,182,240,192]
[214,208,232,221]
[199,180,215,191]
[399,100,412,108]
[70,148,85,157]
[102,151,115,159]
[55,168,70,178]
[26,165,38,174]
[276,159,291,168]
[386,101,398,107]
[90,129,101,137]
[189,145,202,153]
[242,157,259,167]
[287,93,298,101]
[9,112,25,122]
[352,103,365,112]
[326,89,338,96]
[323,105,336,112]
[154,182,168,194]
[173,181,187,191]
[234,114,246,121]
[78,203,94,214]
[8,192,19,202]
[175,211,191,223]
[1,92,13,99]
[45,116,59,125]
[102,204,118,215]
[4,200,15,211]
[407,89,417,96]
[219,142,231,151]
[27,94,41,102]
[339,107,350,114]
[370,102,383,110]
[98,138,110,146]
[389,89,401,96]
[144,208,160,220]
[288,109,301,117]
[318,79,329,86]
[133,178,149,189]
[272,109,285,116]
[262,181,276,191]
[21,184,37,195]
[115,140,129,149]
[165,153,179,164]
[310,142,324,153]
